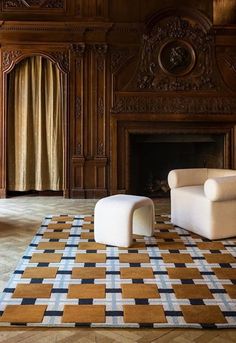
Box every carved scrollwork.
[224,55,236,74]
[216,50,236,91]
[2,50,22,71]
[3,0,64,8]
[75,96,81,119]
[44,0,63,8]
[25,0,44,5]
[50,51,69,73]
[98,97,104,118]
[3,0,24,7]
[128,15,217,92]
[110,47,136,74]
[97,142,104,156]
[111,96,235,114]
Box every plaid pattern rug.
[0,214,236,328]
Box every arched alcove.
[1,52,69,198]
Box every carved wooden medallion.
[158,40,196,76]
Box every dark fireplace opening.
[129,133,225,198]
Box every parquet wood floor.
[0,196,235,342]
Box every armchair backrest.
[207,169,236,178]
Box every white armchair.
[168,168,236,240]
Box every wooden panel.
[214,0,236,25]
[216,47,236,91]
[109,0,212,22]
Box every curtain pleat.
[7,56,64,191]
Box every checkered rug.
[0,214,236,328]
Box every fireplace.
[129,133,225,197]
[110,118,233,198]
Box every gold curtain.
[7,56,64,191]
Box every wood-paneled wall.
[0,0,236,198]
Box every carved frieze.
[111,96,235,114]
[126,15,217,92]
[3,0,64,9]
[3,0,24,7]
[44,0,63,8]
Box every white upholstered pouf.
[94,194,154,247]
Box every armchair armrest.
[204,176,236,201]
[168,168,208,189]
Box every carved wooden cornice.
[111,95,236,114]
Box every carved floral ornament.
[3,0,64,9]
[128,16,217,91]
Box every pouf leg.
[133,204,154,237]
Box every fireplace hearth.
[130,133,224,197]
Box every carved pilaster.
[71,43,85,56]
[92,44,108,72]
[70,43,85,71]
